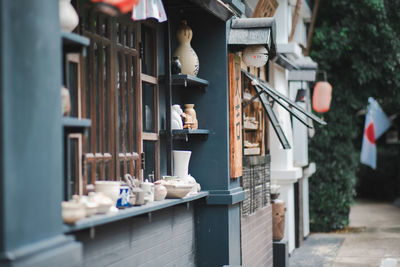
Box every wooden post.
[304,0,320,56]
[288,0,302,42]
[229,53,243,178]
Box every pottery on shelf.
[140,179,154,203]
[171,104,184,130]
[154,182,168,201]
[184,104,198,129]
[95,181,121,204]
[61,86,71,116]
[173,150,192,179]
[59,0,79,32]
[62,201,86,224]
[171,56,182,75]
[71,195,98,217]
[131,187,145,205]
[88,192,114,214]
[172,150,200,196]
[172,20,199,76]
[164,181,192,199]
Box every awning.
[288,56,318,81]
[272,53,299,71]
[189,0,235,21]
[242,70,326,149]
[228,17,276,58]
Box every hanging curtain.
[132,0,167,22]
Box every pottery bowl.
[164,183,192,199]
[62,201,86,224]
[95,181,121,203]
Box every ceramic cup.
[117,186,130,208]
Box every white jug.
[173,150,191,179]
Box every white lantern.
[243,45,269,67]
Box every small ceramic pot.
[184,104,198,129]
[131,187,145,205]
[88,192,114,214]
[140,179,154,203]
[154,183,167,201]
[171,56,182,75]
[95,181,121,204]
[62,201,86,224]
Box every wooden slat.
[141,73,158,84]
[154,27,160,180]
[127,53,135,175]
[89,41,97,182]
[136,23,143,180]
[142,132,158,141]
[228,53,243,178]
[99,41,105,180]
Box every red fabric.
[365,123,375,144]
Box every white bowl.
[164,183,192,199]
[62,201,86,224]
[95,181,121,203]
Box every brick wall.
[241,205,273,267]
[72,205,196,267]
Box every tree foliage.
[309,0,400,232]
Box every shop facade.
[0,0,323,266]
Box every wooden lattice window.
[71,4,159,193]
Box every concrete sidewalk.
[289,200,400,267]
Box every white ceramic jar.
[95,181,121,204]
[59,0,79,32]
[140,179,154,203]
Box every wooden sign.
[229,53,243,178]
[252,0,279,18]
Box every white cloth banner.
[132,0,167,22]
[360,97,391,169]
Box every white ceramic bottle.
[172,20,199,76]
[59,0,79,32]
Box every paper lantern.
[243,45,269,68]
[91,0,139,16]
[312,81,332,113]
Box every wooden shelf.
[62,117,91,134]
[172,129,210,140]
[160,129,210,141]
[171,74,209,88]
[61,31,90,53]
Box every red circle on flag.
[365,123,375,144]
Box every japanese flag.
[360,97,391,169]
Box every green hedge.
[308,0,400,232]
[308,98,358,232]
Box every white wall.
[290,81,309,167]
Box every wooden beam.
[304,0,320,56]
[288,0,302,42]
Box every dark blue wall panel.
[73,205,196,267]
[0,0,63,251]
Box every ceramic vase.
[173,150,191,179]
[173,20,199,76]
[171,104,183,129]
[59,0,79,32]
[184,104,198,129]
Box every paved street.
[289,200,400,267]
